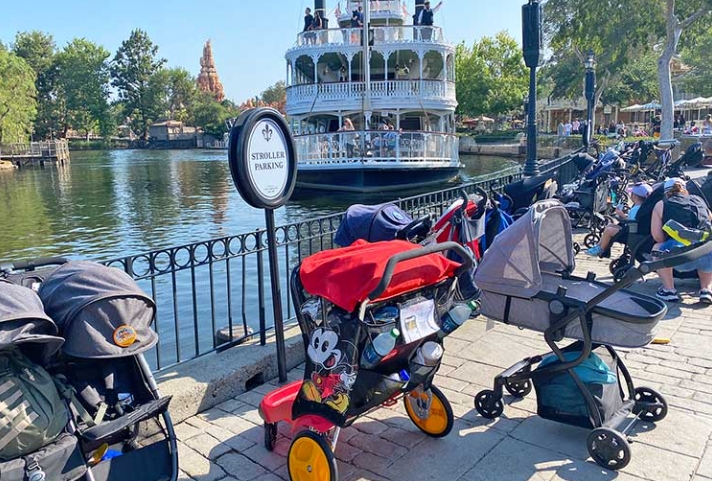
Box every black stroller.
[492,173,558,219]
[608,179,712,282]
[472,200,712,470]
[0,258,178,481]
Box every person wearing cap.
[650,177,712,303]
[586,182,653,258]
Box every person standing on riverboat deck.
[416,1,443,41]
[351,6,364,44]
[303,8,315,45]
[339,118,356,158]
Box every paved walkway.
[174,235,712,481]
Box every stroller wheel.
[404,385,454,438]
[584,233,600,248]
[572,242,581,256]
[609,257,630,275]
[586,427,631,470]
[632,386,668,422]
[474,389,504,419]
[613,266,631,283]
[264,422,278,452]
[504,379,532,398]
[288,430,337,481]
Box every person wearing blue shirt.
[586,182,653,258]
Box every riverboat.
[285,0,461,193]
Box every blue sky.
[1,1,522,102]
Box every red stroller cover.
[300,240,461,312]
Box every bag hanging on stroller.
[0,281,86,481]
[34,261,177,481]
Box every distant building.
[149,120,197,141]
[197,40,225,102]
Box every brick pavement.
[174,237,712,481]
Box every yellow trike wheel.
[404,385,454,438]
[288,430,337,481]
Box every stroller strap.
[54,376,107,427]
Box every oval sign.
[228,108,297,209]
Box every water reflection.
[0,150,515,262]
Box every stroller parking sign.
[229,108,297,209]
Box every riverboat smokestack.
[315,0,328,28]
[414,0,425,22]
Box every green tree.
[148,67,197,122]
[55,39,112,139]
[12,31,59,139]
[455,32,528,117]
[681,26,712,97]
[110,29,166,139]
[656,1,712,139]
[260,81,286,105]
[0,49,37,143]
[190,93,238,138]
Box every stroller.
[472,201,712,470]
[0,258,178,481]
[608,179,712,282]
[493,173,558,219]
[259,241,473,481]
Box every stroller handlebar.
[639,240,712,275]
[3,257,68,273]
[366,242,474,301]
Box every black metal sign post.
[228,108,298,383]
[522,0,543,176]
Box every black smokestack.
[315,0,327,28]
[415,0,425,23]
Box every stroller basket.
[475,201,666,347]
[533,343,631,430]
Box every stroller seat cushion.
[300,240,461,312]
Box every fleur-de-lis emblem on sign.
[262,124,273,142]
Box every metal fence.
[104,155,573,372]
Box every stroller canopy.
[39,261,157,359]
[0,281,63,363]
[300,240,461,312]
[475,201,575,298]
[334,203,413,246]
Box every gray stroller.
[1,258,178,481]
[472,201,712,470]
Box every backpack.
[0,347,69,461]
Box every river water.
[0,149,515,262]
[0,149,516,367]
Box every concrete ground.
[173,233,712,481]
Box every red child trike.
[259,240,474,481]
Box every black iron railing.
[104,155,573,371]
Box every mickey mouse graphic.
[301,327,356,414]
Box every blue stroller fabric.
[482,207,514,252]
[335,203,413,246]
[535,352,617,419]
[538,352,617,384]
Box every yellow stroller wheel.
[404,385,454,437]
[288,430,337,481]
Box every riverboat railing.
[102,154,576,372]
[294,25,446,48]
[294,130,459,166]
[286,80,456,108]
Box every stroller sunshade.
[334,203,413,246]
[300,240,461,312]
[0,281,63,363]
[39,261,157,359]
